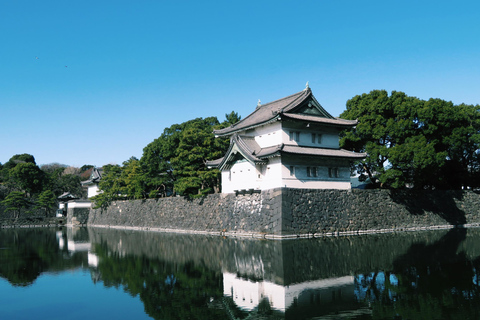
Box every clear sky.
[1,0,479,168]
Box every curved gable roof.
[214,88,356,136]
[206,134,267,170]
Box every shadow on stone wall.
[389,190,466,225]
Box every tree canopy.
[340,90,480,189]
[0,154,93,219]
[93,113,239,208]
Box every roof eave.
[214,115,281,137]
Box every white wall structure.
[87,185,101,198]
[207,85,365,193]
[223,272,355,312]
[81,167,103,199]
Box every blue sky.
[1,1,479,167]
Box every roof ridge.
[259,89,306,108]
[239,89,306,121]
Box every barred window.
[307,167,318,177]
[329,167,339,178]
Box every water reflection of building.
[223,272,357,313]
[89,228,460,319]
[56,228,99,268]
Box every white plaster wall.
[221,171,234,193]
[281,127,339,149]
[87,185,100,198]
[261,157,283,190]
[67,201,92,209]
[321,132,339,148]
[253,122,282,148]
[88,252,99,267]
[59,201,92,210]
[281,162,351,190]
[223,272,354,312]
[262,281,287,310]
[283,179,351,189]
[221,160,259,193]
[223,273,262,311]
[67,241,91,252]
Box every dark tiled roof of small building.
[58,192,79,200]
[81,167,103,186]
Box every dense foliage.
[0,228,89,286]
[3,89,478,216]
[0,154,93,219]
[92,112,240,209]
[340,90,480,189]
[94,243,226,320]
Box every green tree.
[1,191,29,221]
[170,117,225,196]
[9,162,45,195]
[56,174,84,197]
[224,111,242,125]
[140,115,234,198]
[1,154,37,189]
[120,157,146,199]
[340,90,480,189]
[92,164,123,210]
[141,137,174,198]
[2,154,36,170]
[93,113,239,206]
[35,190,57,217]
[94,244,226,320]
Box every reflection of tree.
[356,228,480,319]
[94,243,226,320]
[0,228,84,286]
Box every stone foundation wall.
[282,189,480,235]
[67,207,90,226]
[87,188,480,237]
[88,189,282,235]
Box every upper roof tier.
[214,87,357,137]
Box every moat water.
[1,226,480,320]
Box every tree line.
[0,154,94,219]
[92,112,240,209]
[2,90,479,216]
[0,112,240,216]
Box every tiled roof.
[81,167,103,186]
[214,88,356,136]
[58,192,79,200]
[281,145,366,159]
[214,89,310,136]
[282,113,357,126]
[206,134,267,169]
[206,135,365,169]
[235,135,262,160]
[205,157,223,167]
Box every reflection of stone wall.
[88,227,283,280]
[88,188,480,237]
[87,227,462,286]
